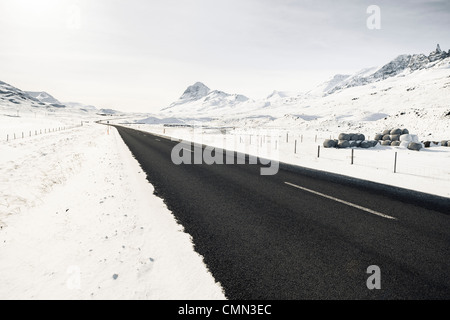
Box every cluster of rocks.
[374,128,422,151]
[323,128,448,152]
[323,133,378,149]
[424,140,450,148]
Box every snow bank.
[0,123,225,299]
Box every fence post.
[286,132,289,143]
[294,140,297,154]
[351,149,354,165]
[317,145,320,158]
[394,152,397,173]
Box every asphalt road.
[115,125,450,300]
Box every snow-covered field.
[0,121,224,299]
[115,124,450,198]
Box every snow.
[0,122,225,299]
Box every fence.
[2,122,84,142]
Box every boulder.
[382,135,391,141]
[391,141,401,147]
[407,142,422,151]
[402,129,409,134]
[356,140,362,147]
[441,141,448,147]
[360,141,371,148]
[381,140,391,146]
[374,134,384,140]
[390,135,400,141]
[390,128,403,135]
[338,133,350,141]
[349,140,358,148]
[370,140,379,147]
[423,141,432,148]
[382,129,391,135]
[323,139,337,148]
[338,140,350,148]
[349,133,359,141]
[358,134,366,141]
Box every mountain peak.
[180,82,210,100]
[436,44,442,53]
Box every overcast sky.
[0,0,449,113]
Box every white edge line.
[284,182,397,220]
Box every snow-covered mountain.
[26,91,61,105]
[317,44,450,95]
[0,80,42,106]
[179,82,210,102]
[0,80,111,120]
[0,81,71,110]
[162,82,251,115]
[63,101,98,112]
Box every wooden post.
[317,145,320,158]
[351,149,354,165]
[295,140,297,154]
[394,152,398,173]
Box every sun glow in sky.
[0,0,449,113]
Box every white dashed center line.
[285,181,397,220]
